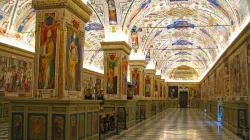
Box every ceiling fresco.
[0,0,249,81]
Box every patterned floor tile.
[112,109,242,140]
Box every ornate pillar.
[144,69,156,99]
[128,60,147,99]
[153,75,161,99]
[33,0,92,99]
[101,41,132,100]
[160,79,165,99]
[165,82,168,99]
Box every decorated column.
[144,69,156,99]
[33,0,92,99]
[101,41,132,100]
[153,75,161,99]
[160,79,165,99]
[128,60,147,99]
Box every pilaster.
[128,60,147,99]
[101,41,132,100]
[153,75,161,99]
[33,0,92,99]
[160,79,165,99]
[144,69,156,99]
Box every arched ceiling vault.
[0,0,249,81]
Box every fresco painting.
[107,0,117,25]
[52,114,65,140]
[95,78,102,91]
[39,13,58,89]
[28,114,47,140]
[121,55,128,95]
[188,86,200,100]
[131,26,139,52]
[169,86,178,98]
[12,113,24,140]
[230,51,247,96]
[70,114,77,140]
[65,20,82,91]
[154,80,158,97]
[107,53,118,94]
[132,69,140,96]
[78,114,85,139]
[145,75,151,97]
[0,56,32,94]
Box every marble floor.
[110,108,242,140]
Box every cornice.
[160,79,165,82]
[128,60,148,68]
[144,69,156,74]
[0,42,34,59]
[154,75,161,79]
[32,0,92,23]
[83,68,104,77]
[167,82,200,86]
[100,41,132,55]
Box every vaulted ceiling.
[0,0,249,81]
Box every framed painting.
[70,114,77,140]
[78,113,85,139]
[52,114,65,140]
[3,103,8,117]
[87,112,92,137]
[28,113,47,140]
[12,113,24,140]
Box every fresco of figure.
[39,29,55,89]
[68,33,79,91]
[107,0,117,25]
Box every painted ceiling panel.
[0,0,249,81]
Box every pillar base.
[9,99,101,140]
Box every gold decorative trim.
[100,41,132,55]
[32,0,92,23]
[0,42,34,59]
[128,60,148,68]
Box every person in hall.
[68,33,79,91]
[40,29,55,89]
[85,89,93,100]
[97,90,105,105]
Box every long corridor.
[111,109,242,140]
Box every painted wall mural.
[0,55,32,95]
[154,80,158,97]
[229,50,247,96]
[78,113,85,139]
[247,45,250,99]
[52,114,65,140]
[168,86,178,98]
[121,55,128,95]
[28,114,47,140]
[70,114,77,140]
[107,53,118,94]
[145,75,151,97]
[131,69,140,96]
[188,86,200,100]
[131,26,139,53]
[65,21,82,91]
[38,13,58,89]
[12,113,24,140]
[107,0,117,25]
